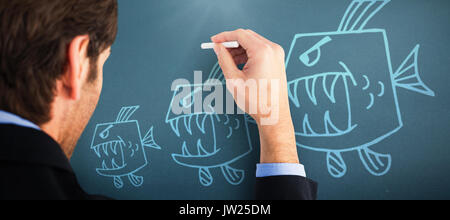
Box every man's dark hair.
[0,0,118,125]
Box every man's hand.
[212,29,299,164]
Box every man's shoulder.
[0,124,73,172]
[0,124,109,200]
[0,160,86,200]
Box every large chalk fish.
[285,0,435,178]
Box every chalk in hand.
[201,41,240,50]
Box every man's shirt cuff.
[256,163,306,178]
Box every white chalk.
[201,41,240,50]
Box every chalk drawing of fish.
[166,64,253,186]
[285,0,435,178]
[90,106,161,189]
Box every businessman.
[0,0,317,200]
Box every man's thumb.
[214,44,241,80]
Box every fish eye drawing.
[166,63,253,187]
[90,106,161,189]
[285,0,435,178]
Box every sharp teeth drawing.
[112,158,119,169]
[324,75,340,103]
[94,146,101,158]
[111,142,117,155]
[169,118,181,137]
[288,80,301,108]
[196,114,208,134]
[302,114,317,135]
[166,63,253,187]
[306,77,318,105]
[184,116,193,135]
[102,143,109,156]
[285,0,435,178]
[90,106,162,189]
[324,111,344,134]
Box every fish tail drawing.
[142,126,162,150]
[338,0,391,32]
[393,45,436,97]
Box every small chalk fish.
[90,106,161,189]
[285,0,435,178]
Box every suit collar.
[0,124,73,173]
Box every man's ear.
[60,35,90,101]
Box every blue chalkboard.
[71,0,450,199]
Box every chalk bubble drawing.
[90,106,161,189]
[166,64,253,187]
[285,0,435,178]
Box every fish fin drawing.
[220,165,245,185]
[116,106,140,122]
[206,62,225,83]
[358,147,392,176]
[326,151,347,178]
[393,45,435,97]
[338,0,391,32]
[142,126,162,150]
[113,177,124,189]
[128,173,144,187]
[199,168,214,186]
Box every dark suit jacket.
[0,124,317,200]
